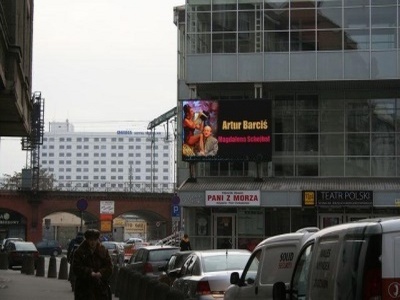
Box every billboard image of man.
[198,125,218,156]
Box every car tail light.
[144,262,153,273]
[196,281,211,295]
[363,268,382,300]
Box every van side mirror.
[273,282,287,300]
[230,272,240,284]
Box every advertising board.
[182,99,272,162]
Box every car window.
[190,257,201,275]
[241,249,261,283]
[148,249,178,261]
[203,254,250,272]
[103,242,116,250]
[167,255,177,271]
[36,241,46,247]
[15,243,37,251]
[180,255,194,275]
[291,243,313,300]
[135,249,145,262]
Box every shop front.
[0,210,27,242]
[178,178,400,250]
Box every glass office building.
[174,0,400,250]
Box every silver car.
[172,249,251,299]
[101,241,125,267]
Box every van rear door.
[382,233,400,299]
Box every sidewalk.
[0,269,72,299]
[0,268,119,300]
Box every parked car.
[126,245,180,278]
[1,237,24,252]
[124,237,144,244]
[123,239,149,263]
[102,241,125,266]
[5,241,40,269]
[35,240,62,256]
[158,250,194,286]
[172,249,251,299]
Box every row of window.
[56,168,170,173]
[42,152,169,158]
[44,137,164,143]
[56,175,170,181]
[43,167,170,174]
[188,1,398,11]
[41,160,169,166]
[187,3,400,52]
[56,182,172,190]
[42,144,169,150]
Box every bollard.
[36,256,45,277]
[0,252,8,270]
[116,267,127,299]
[153,282,170,300]
[21,255,27,274]
[166,289,185,300]
[145,278,159,300]
[47,256,57,278]
[130,272,142,300]
[110,264,119,294]
[58,256,68,280]
[25,255,35,275]
[126,271,141,300]
[137,275,151,300]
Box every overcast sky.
[0,0,183,176]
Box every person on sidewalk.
[67,231,84,291]
[179,233,192,251]
[72,229,113,300]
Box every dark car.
[35,240,62,256]
[158,250,193,286]
[126,245,180,278]
[5,241,40,268]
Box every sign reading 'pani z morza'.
[205,190,260,206]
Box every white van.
[224,227,318,300]
[273,217,400,300]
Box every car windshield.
[15,243,36,251]
[148,249,178,261]
[203,254,250,272]
[102,242,116,250]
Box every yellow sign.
[100,221,112,232]
[303,191,315,206]
[125,221,146,234]
[113,218,126,227]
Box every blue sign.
[76,198,88,211]
[171,205,180,218]
[172,194,180,205]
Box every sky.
[0,0,183,176]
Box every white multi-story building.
[40,121,175,192]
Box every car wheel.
[52,250,58,256]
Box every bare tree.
[0,169,58,191]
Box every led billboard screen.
[181,99,272,162]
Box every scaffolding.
[21,92,45,191]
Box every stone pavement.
[0,269,118,300]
